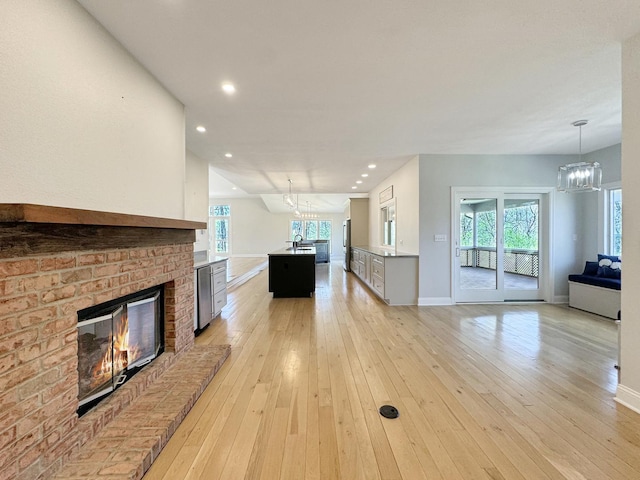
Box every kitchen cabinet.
[350,246,418,305]
[268,247,316,297]
[313,241,329,263]
[211,259,228,317]
[193,257,227,333]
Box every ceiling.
[78,0,640,212]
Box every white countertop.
[351,245,418,257]
[194,256,228,269]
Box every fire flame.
[89,314,142,390]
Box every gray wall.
[579,144,623,262]
[417,151,621,304]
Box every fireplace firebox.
[77,285,164,416]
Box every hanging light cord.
[573,119,588,161]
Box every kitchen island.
[268,246,316,297]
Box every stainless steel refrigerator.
[343,219,351,271]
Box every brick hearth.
[0,205,220,480]
[53,343,230,480]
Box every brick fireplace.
[0,204,207,480]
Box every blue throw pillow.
[597,257,622,278]
[583,261,599,276]
[598,266,621,279]
[598,254,621,263]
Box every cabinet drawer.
[372,275,385,296]
[372,259,384,278]
[213,271,227,293]
[213,290,227,315]
[212,262,227,274]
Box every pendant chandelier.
[283,179,297,208]
[557,120,602,193]
[300,201,318,219]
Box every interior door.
[454,191,545,303]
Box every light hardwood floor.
[144,260,640,479]
[225,256,268,289]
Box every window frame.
[598,182,622,256]
[209,204,231,254]
[290,219,332,250]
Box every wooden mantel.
[0,203,206,230]
[0,204,207,258]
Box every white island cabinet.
[350,246,418,305]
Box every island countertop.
[268,247,317,256]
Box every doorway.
[453,190,549,303]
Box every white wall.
[417,154,586,304]
[0,0,186,219]
[368,156,419,254]
[617,31,640,412]
[186,150,209,251]
[185,150,209,222]
[211,197,345,257]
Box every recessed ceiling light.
[225,153,233,158]
[222,82,236,94]
[352,186,357,189]
[232,187,237,190]
[361,173,368,177]
[196,125,206,133]
[368,164,376,169]
[356,180,363,184]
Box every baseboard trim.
[418,297,454,306]
[615,384,640,414]
[553,295,569,304]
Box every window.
[210,205,230,216]
[290,220,332,244]
[209,205,230,254]
[319,220,331,239]
[608,188,622,256]
[503,201,538,250]
[291,220,303,240]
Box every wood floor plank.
[143,261,640,480]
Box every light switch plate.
[434,234,447,242]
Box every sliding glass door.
[454,191,545,303]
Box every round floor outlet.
[379,405,399,419]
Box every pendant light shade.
[557,120,602,193]
[283,179,297,208]
[557,161,602,192]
